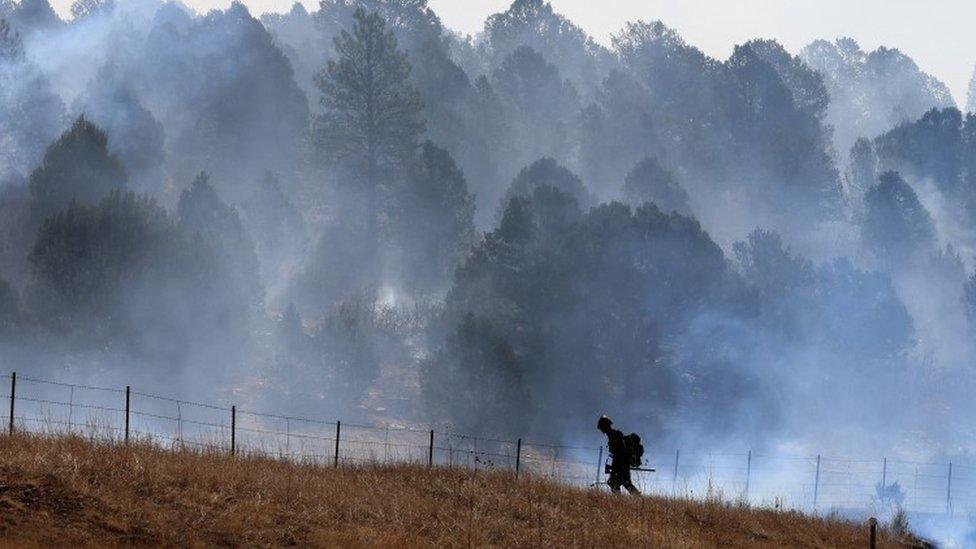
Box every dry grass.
[0,433,922,548]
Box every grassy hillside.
[0,433,920,547]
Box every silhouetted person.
[597,415,639,494]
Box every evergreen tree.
[862,171,936,266]
[28,189,253,373]
[239,172,307,294]
[491,46,579,172]
[846,138,878,213]
[501,157,593,213]
[422,313,530,436]
[0,182,30,285]
[390,141,475,293]
[733,228,816,336]
[314,7,424,222]
[74,64,165,193]
[744,39,829,122]
[27,191,174,338]
[0,18,65,180]
[484,0,610,98]
[28,116,126,226]
[623,157,690,215]
[815,257,914,361]
[178,172,263,309]
[431,185,741,436]
[32,192,148,290]
[9,0,61,32]
[874,108,963,195]
[138,2,308,192]
[727,43,841,220]
[802,38,954,155]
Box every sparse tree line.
[0,0,970,447]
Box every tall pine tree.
[314,7,424,235]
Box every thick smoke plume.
[2,1,976,540]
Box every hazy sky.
[49,0,976,104]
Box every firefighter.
[597,415,640,494]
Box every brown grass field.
[0,433,925,547]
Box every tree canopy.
[622,156,690,215]
[314,7,424,180]
[28,116,126,226]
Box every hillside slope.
[0,434,917,547]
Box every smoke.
[3,3,976,543]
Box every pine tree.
[623,157,690,215]
[390,141,475,293]
[314,7,424,199]
[28,116,126,227]
[862,171,936,265]
[178,173,263,309]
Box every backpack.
[624,433,644,468]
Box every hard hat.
[597,415,612,430]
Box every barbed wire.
[129,390,231,412]
[18,375,125,394]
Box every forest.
[0,0,974,459]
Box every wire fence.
[0,372,598,485]
[0,371,966,518]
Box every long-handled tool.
[591,460,656,489]
[605,463,656,473]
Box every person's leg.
[607,466,623,494]
[619,465,640,495]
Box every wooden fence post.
[230,405,236,456]
[745,450,752,498]
[672,449,680,494]
[947,461,953,516]
[8,372,14,436]
[428,430,434,467]
[595,445,603,486]
[334,421,341,468]
[515,438,522,477]
[124,386,130,443]
[869,517,877,549]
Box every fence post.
[813,454,821,510]
[515,438,522,477]
[67,386,74,431]
[595,445,603,486]
[745,450,752,498]
[672,449,680,494]
[230,405,236,456]
[334,421,341,468]
[124,386,130,443]
[946,461,953,516]
[8,371,14,436]
[428,429,434,467]
[869,517,877,549]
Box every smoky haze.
[3,0,976,540]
